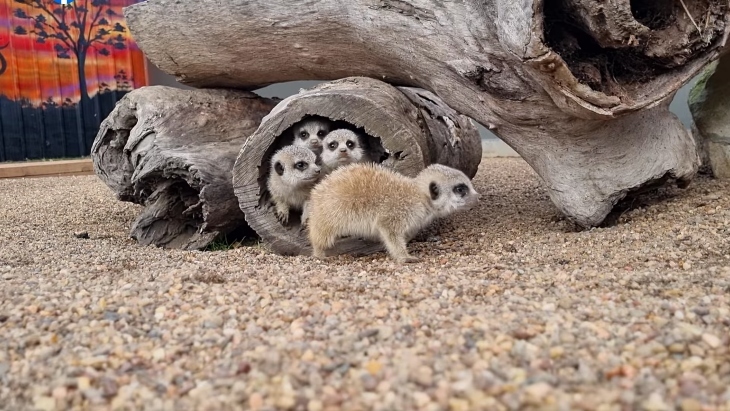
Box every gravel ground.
[1,157,729,411]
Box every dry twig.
[679,0,703,37]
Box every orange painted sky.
[0,0,147,106]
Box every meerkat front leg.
[300,201,311,228]
[378,227,420,263]
[274,201,290,225]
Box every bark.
[689,54,730,178]
[232,77,482,256]
[91,85,278,250]
[124,0,729,227]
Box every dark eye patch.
[299,131,309,139]
[295,161,308,171]
[328,142,338,150]
[274,161,285,176]
[429,182,439,200]
[453,183,468,197]
[346,140,355,149]
[317,130,327,138]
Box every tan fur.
[291,118,332,156]
[267,145,321,224]
[320,129,372,174]
[307,162,480,263]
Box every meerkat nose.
[339,148,347,152]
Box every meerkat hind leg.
[378,227,420,263]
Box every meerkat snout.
[307,162,479,264]
[291,118,332,156]
[321,129,372,174]
[267,145,322,225]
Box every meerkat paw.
[398,256,421,264]
[275,210,289,225]
[312,248,328,260]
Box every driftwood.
[125,0,730,227]
[689,53,730,178]
[91,86,278,249]
[231,77,482,256]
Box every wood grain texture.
[125,0,728,227]
[232,77,482,256]
[91,86,278,250]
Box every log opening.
[232,77,482,256]
[543,0,728,99]
[255,114,389,227]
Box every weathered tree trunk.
[91,86,278,250]
[689,53,730,178]
[232,77,482,256]
[125,0,730,227]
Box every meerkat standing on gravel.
[307,162,480,263]
[267,145,321,224]
[291,118,332,156]
[320,129,373,174]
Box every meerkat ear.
[274,161,285,176]
[429,182,439,200]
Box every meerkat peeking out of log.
[267,145,322,225]
[307,162,480,263]
[320,129,373,174]
[290,117,332,156]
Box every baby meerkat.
[291,118,332,156]
[320,129,372,174]
[307,162,480,263]
[267,145,322,225]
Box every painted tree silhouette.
[13,0,127,106]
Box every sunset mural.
[0,0,147,161]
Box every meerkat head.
[321,129,366,169]
[416,164,480,218]
[270,145,321,187]
[291,118,331,155]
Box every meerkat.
[267,145,322,225]
[291,118,332,156]
[307,162,480,263]
[320,128,373,174]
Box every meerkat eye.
[453,183,468,197]
[300,131,309,139]
[346,140,355,149]
[429,182,439,200]
[317,130,327,138]
[295,161,308,170]
[328,142,337,150]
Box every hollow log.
[125,0,730,227]
[689,53,730,178]
[231,77,482,256]
[91,85,278,250]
